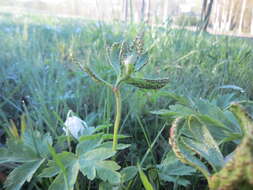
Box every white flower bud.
[63,111,88,139]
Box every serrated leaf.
[197,114,230,131]
[108,42,122,74]
[39,152,77,178]
[76,137,103,155]
[78,63,112,88]
[48,159,79,190]
[120,166,138,183]
[177,143,210,178]
[81,148,116,161]
[23,130,52,158]
[158,151,196,176]
[97,161,121,184]
[159,92,191,106]
[151,104,196,118]
[99,182,119,190]
[229,103,253,134]
[125,77,169,89]
[185,116,224,171]
[4,159,45,190]
[159,175,191,187]
[38,160,60,178]
[1,140,38,163]
[79,148,120,184]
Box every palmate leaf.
[158,151,195,187]
[39,152,78,178]
[177,143,210,178]
[23,130,53,158]
[48,160,79,190]
[39,152,79,190]
[169,118,210,179]
[195,99,238,130]
[76,137,103,155]
[4,159,45,190]
[120,166,138,183]
[158,151,196,176]
[0,129,53,164]
[79,147,121,184]
[0,139,39,164]
[184,116,224,171]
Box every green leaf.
[78,133,104,142]
[98,142,131,150]
[120,166,138,183]
[125,77,169,89]
[39,152,77,178]
[99,182,119,190]
[138,165,154,190]
[78,63,112,88]
[184,116,224,171]
[38,160,60,178]
[97,161,121,184]
[1,140,38,163]
[158,151,196,177]
[48,159,79,190]
[158,92,191,106]
[81,148,116,161]
[94,124,112,132]
[76,137,103,155]
[79,148,120,184]
[150,109,172,116]
[23,130,52,158]
[4,159,45,190]
[177,143,210,178]
[102,134,130,140]
[151,105,196,118]
[159,175,191,187]
[48,145,67,175]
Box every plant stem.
[112,87,122,151]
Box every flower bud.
[63,114,87,139]
[122,55,136,77]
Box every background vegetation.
[0,11,253,190]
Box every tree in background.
[200,0,214,31]
[211,0,253,34]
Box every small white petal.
[64,115,87,139]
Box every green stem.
[112,87,122,151]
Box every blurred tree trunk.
[163,0,169,23]
[141,0,146,22]
[146,0,151,23]
[239,0,247,33]
[200,0,214,31]
[212,0,219,32]
[123,0,129,22]
[227,0,235,31]
[251,9,253,34]
[129,0,133,22]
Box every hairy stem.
[112,87,122,151]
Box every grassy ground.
[0,13,253,189]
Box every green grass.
[0,13,253,189]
